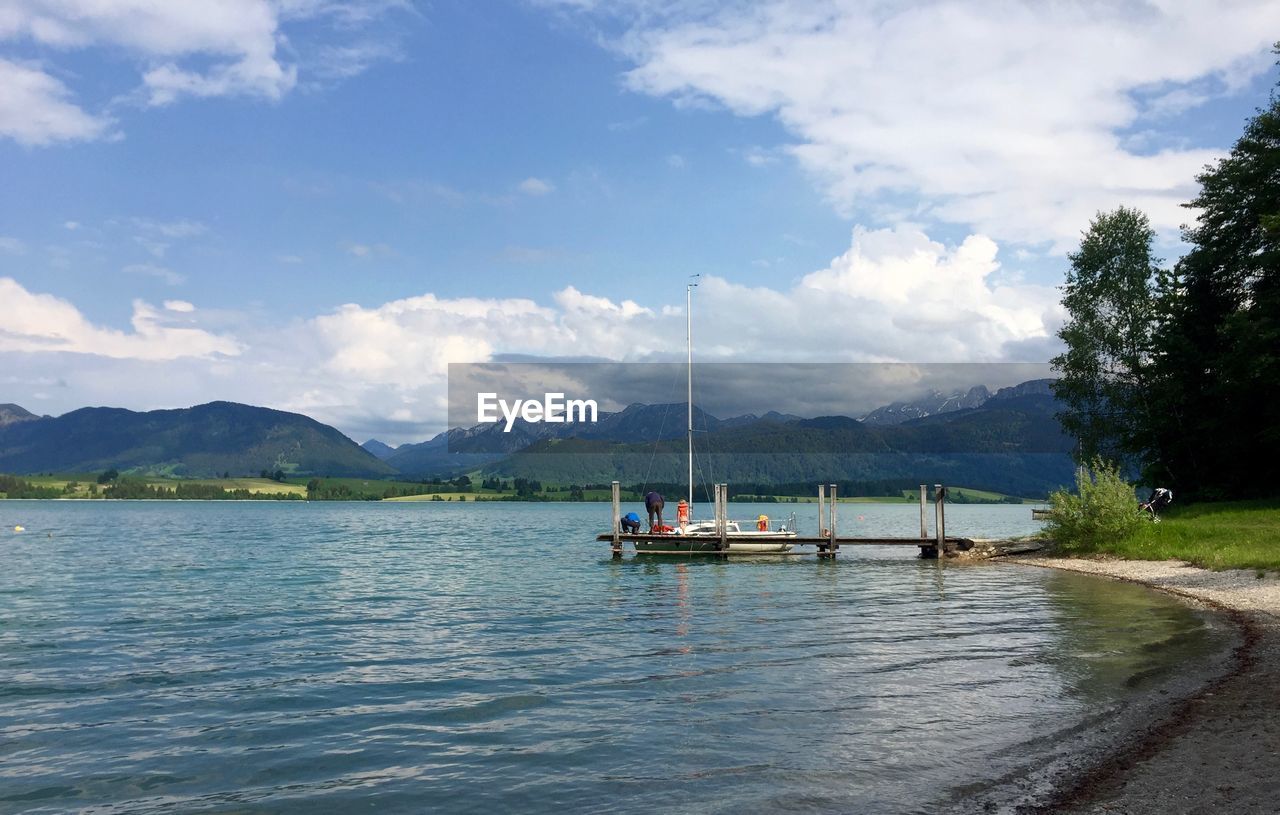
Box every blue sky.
[2,1,1278,442]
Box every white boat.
[633,279,797,554]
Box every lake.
[0,501,1232,813]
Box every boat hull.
[632,535,795,554]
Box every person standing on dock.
[644,491,665,531]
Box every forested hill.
[479,384,1074,496]
[0,401,394,478]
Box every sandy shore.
[1008,556,1280,814]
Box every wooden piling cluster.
[605,480,962,559]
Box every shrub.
[1044,459,1144,551]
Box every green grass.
[1057,499,1280,572]
[182,478,307,496]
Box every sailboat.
[631,279,797,554]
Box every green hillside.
[0,401,394,478]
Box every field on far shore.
[4,473,1037,505]
[15,474,307,498]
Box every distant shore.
[1006,556,1280,813]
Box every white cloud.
[739,145,779,167]
[0,58,113,146]
[309,39,404,81]
[312,293,562,383]
[0,0,405,145]
[0,277,239,360]
[0,236,27,254]
[164,300,195,313]
[577,0,1280,247]
[517,177,555,196]
[63,220,80,230]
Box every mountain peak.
[361,439,398,460]
[0,404,40,428]
[860,385,991,425]
[991,379,1055,400]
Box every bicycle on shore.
[1139,487,1173,522]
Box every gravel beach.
[1010,557,1280,814]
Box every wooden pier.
[601,481,969,559]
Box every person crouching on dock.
[644,491,665,531]
[620,512,641,534]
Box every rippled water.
[0,502,1230,813]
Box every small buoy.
[13,525,24,532]
[857,514,865,521]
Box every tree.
[1051,207,1164,470]
[1157,54,1280,498]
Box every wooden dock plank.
[593,533,969,546]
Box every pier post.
[828,483,838,558]
[713,484,719,538]
[934,483,948,556]
[611,481,622,558]
[919,485,928,539]
[816,484,827,557]
[717,484,728,553]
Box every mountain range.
[0,379,1072,494]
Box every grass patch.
[1055,499,1280,572]
[182,478,307,497]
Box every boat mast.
[687,276,698,511]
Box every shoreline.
[1002,555,1280,814]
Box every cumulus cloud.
[566,0,1280,246]
[0,0,406,145]
[0,58,113,146]
[0,278,239,360]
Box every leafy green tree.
[1157,53,1280,498]
[1051,207,1164,468]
